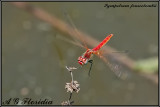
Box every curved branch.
[10,2,158,84]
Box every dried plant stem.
[69,71,73,101]
[70,71,73,84]
[69,93,72,101]
[64,66,80,105]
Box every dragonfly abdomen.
[92,34,113,51]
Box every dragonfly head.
[78,56,84,65]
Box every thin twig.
[69,93,72,101]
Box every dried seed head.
[66,66,77,72]
[61,100,74,105]
[65,81,80,93]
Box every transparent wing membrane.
[99,54,129,80]
[63,10,88,50]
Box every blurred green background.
[2,2,158,105]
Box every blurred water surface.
[2,2,158,105]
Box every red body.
[78,34,113,65]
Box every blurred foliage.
[134,57,158,73]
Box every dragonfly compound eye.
[78,60,83,65]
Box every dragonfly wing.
[63,11,88,50]
[95,52,129,80]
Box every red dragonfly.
[63,12,124,77]
[77,34,113,76]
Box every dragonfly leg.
[88,60,93,76]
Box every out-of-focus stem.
[11,2,158,84]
